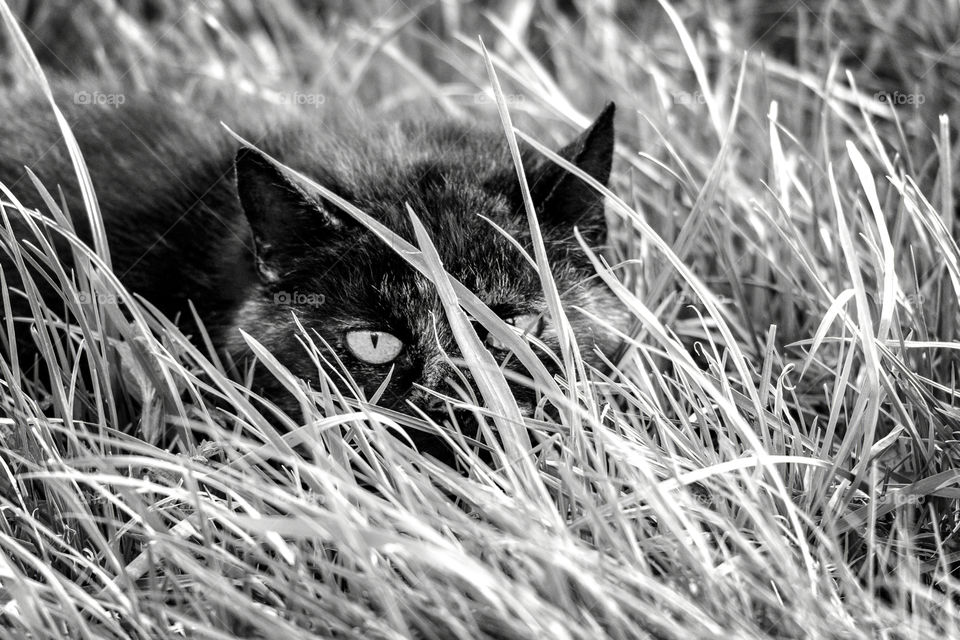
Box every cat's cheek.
[223,296,282,355]
[340,350,415,398]
[224,295,327,376]
[568,285,631,362]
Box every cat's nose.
[405,387,452,415]
[425,396,448,413]
[418,357,457,392]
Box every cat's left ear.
[528,102,615,244]
[235,147,345,284]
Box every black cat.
[0,83,626,449]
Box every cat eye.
[484,313,543,351]
[345,330,404,364]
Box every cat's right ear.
[234,147,343,283]
[526,103,615,245]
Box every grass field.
[1,0,959,638]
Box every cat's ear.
[528,102,615,244]
[234,147,343,283]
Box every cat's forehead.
[347,156,518,236]
[346,203,538,300]
[359,245,542,332]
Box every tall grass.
[0,0,959,638]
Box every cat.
[0,81,626,455]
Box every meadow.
[0,0,958,638]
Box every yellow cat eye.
[345,330,404,364]
[484,313,543,351]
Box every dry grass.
[0,0,959,638]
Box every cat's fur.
[0,83,626,448]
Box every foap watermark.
[875,90,926,106]
[874,492,926,507]
[74,91,126,108]
[75,291,122,305]
[474,92,525,105]
[273,291,325,307]
[839,492,927,531]
[676,292,734,306]
[279,92,326,108]
[672,90,708,106]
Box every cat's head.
[227,103,627,426]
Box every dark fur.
[0,83,627,444]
